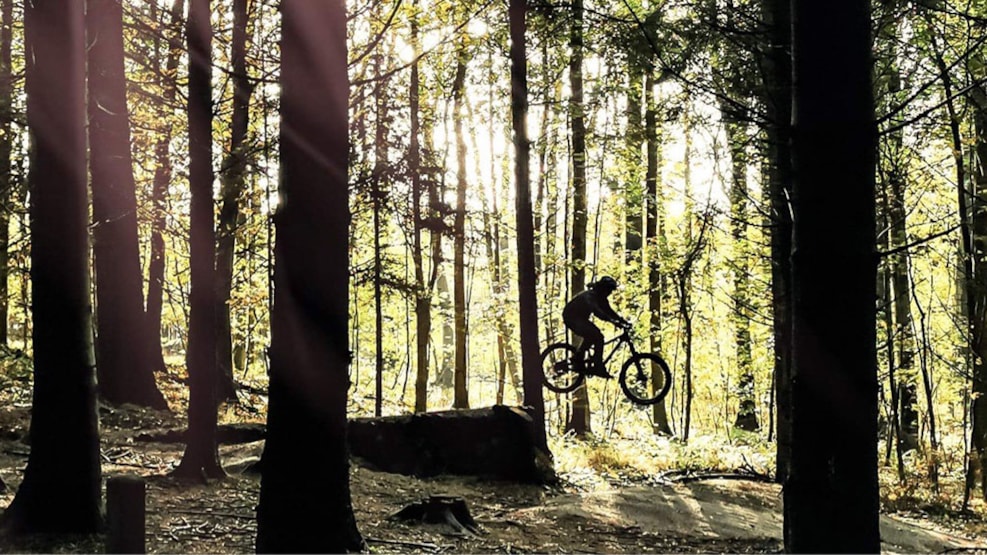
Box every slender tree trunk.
[145,0,185,375]
[566,0,590,437]
[880,184,906,480]
[371,38,388,418]
[256,2,365,549]
[452,47,469,409]
[720,112,758,432]
[0,0,12,347]
[644,69,672,435]
[436,271,454,387]
[969,70,987,500]
[625,65,644,262]
[784,0,880,550]
[174,0,224,480]
[409,2,431,414]
[510,0,548,451]
[87,0,168,410]
[215,0,253,405]
[0,0,102,533]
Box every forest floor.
[0,403,986,553]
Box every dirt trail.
[1,405,986,553]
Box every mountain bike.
[540,326,672,406]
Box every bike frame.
[588,330,639,371]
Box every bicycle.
[540,326,672,406]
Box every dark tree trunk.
[760,0,792,484]
[510,0,548,452]
[452,48,469,410]
[145,0,184,375]
[409,3,432,414]
[173,0,224,480]
[0,0,102,533]
[215,0,253,405]
[0,0,12,347]
[566,0,590,437]
[255,1,365,550]
[783,0,880,551]
[644,69,672,435]
[372,40,388,417]
[87,0,168,410]
[625,65,644,261]
[969,73,987,501]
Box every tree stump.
[391,495,481,536]
[106,475,145,553]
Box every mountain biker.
[562,275,631,378]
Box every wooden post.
[106,475,146,553]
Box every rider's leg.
[567,319,606,377]
[583,323,606,375]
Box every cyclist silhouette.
[561,275,630,378]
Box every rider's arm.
[591,294,628,327]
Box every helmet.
[591,275,618,293]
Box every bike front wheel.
[540,343,585,394]
[619,353,672,405]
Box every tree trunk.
[215,0,253,405]
[255,2,365,550]
[565,0,590,437]
[145,0,185,375]
[721,111,758,432]
[372,39,388,417]
[625,65,644,262]
[173,0,224,480]
[0,0,12,347]
[87,0,168,410]
[409,2,431,414]
[0,0,102,533]
[784,0,880,550]
[436,271,454,387]
[644,68,672,435]
[760,0,792,484]
[452,47,469,409]
[969,68,987,500]
[510,0,548,452]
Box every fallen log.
[134,423,266,445]
[348,405,556,484]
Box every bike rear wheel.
[540,343,585,394]
[619,353,672,405]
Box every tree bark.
[760,0,792,484]
[0,0,12,347]
[87,0,168,410]
[510,0,548,452]
[371,35,388,417]
[565,0,590,437]
[255,1,366,550]
[644,68,672,435]
[968,62,987,500]
[215,0,253,405]
[452,47,469,409]
[173,0,224,480]
[0,0,102,533]
[145,0,185,375]
[784,0,880,550]
[409,2,432,414]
